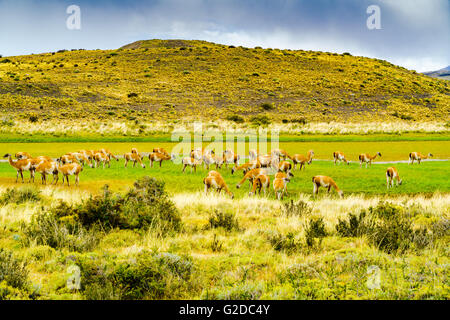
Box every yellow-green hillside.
[0,39,448,124]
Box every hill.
[423,66,450,81]
[0,39,448,124]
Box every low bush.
[77,251,195,300]
[206,210,240,232]
[282,200,312,217]
[267,231,301,254]
[226,114,244,123]
[250,115,271,126]
[304,217,327,248]
[0,249,31,299]
[0,187,41,205]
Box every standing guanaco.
[273,173,291,200]
[271,149,289,161]
[312,176,343,198]
[32,160,59,185]
[182,157,201,173]
[231,161,261,175]
[236,168,270,191]
[409,152,433,165]
[223,149,240,168]
[386,167,402,189]
[56,159,83,186]
[203,171,234,198]
[333,151,349,165]
[15,152,32,160]
[94,152,111,169]
[288,150,314,170]
[278,161,292,174]
[4,154,33,183]
[359,152,382,168]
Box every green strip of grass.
[0,133,449,143]
[1,160,448,197]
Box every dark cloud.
[0,0,448,71]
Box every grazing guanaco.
[153,148,169,156]
[312,176,343,198]
[386,167,402,189]
[15,152,32,160]
[67,152,92,167]
[191,148,203,161]
[223,149,240,168]
[149,152,173,167]
[60,154,80,165]
[124,152,146,168]
[275,171,293,196]
[98,149,118,162]
[94,152,111,169]
[182,157,201,173]
[231,161,260,175]
[288,150,314,170]
[359,152,382,168]
[3,154,33,183]
[409,152,433,165]
[249,174,270,197]
[32,160,59,185]
[273,173,291,200]
[236,168,269,191]
[56,159,83,186]
[278,161,292,174]
[333,151,349,165]
[203,171,234,198]
[78,150,95,161]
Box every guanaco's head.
[338,190,344,199]
[377,152,382,157]
[3,153,11,158]
[428,153,433,157]
[399,179,403,185]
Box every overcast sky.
[0,0,448,72]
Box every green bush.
[78,251,194,300]
[267,231,301,254]
[260,103,274,110]
[282,200,312,217]
[226,114,244,123]
[22,212,100,252]
[304,217,327,248]
[51,178,182,234]
[0,187,41,205]
[250,115,271,126]
[206,210,240,232]
[336,211,367,237]
[0,249,31,299]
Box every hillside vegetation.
[0,39,449,126]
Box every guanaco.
[312,176,343,198]
[288,150,314,170]
[359,152,382,168]
[94,152,111,169]
[223,149,240,168]
[275,171,293,196]
[386,167,402,189]
[214,156,224,169]
[249,149,258,161]
[203,171,234,198]
[409,152,433,165]
[56,160,83,186]
[4,153,33,183]
[60,154,80,165]
[153,148,169,156]
[273,173,291,200]
[182,157,201,173]
[278,161,292,174]
[149,152,173,167]
[231,161,260,175]
[271,148,289,161]
[32,160,59,185]
[249,174,270,197]
[333,151,349,165]
[67,152,92,167]
[203,153,216,170]
[236,168,269,190]
[124,152,146,168]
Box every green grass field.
[1,149,448,196]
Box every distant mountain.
[423,66,450,80]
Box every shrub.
[268,231,301,254]
[291,117,308,125]
[0,187,41,205]
[0,249,31,299]
[282,200,312,217]
[304,217,327,248]
[250,115,271,126]
[28,115,39,123]
[260,103,274,111]
[127,92,138,98]
[22,212,100,252]
[226,114,244,123]
[51,178,182,234]
[336,211,367,237]
[207,210,239,232]
[78,251,194,300]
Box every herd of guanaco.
[3,147,434,198]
